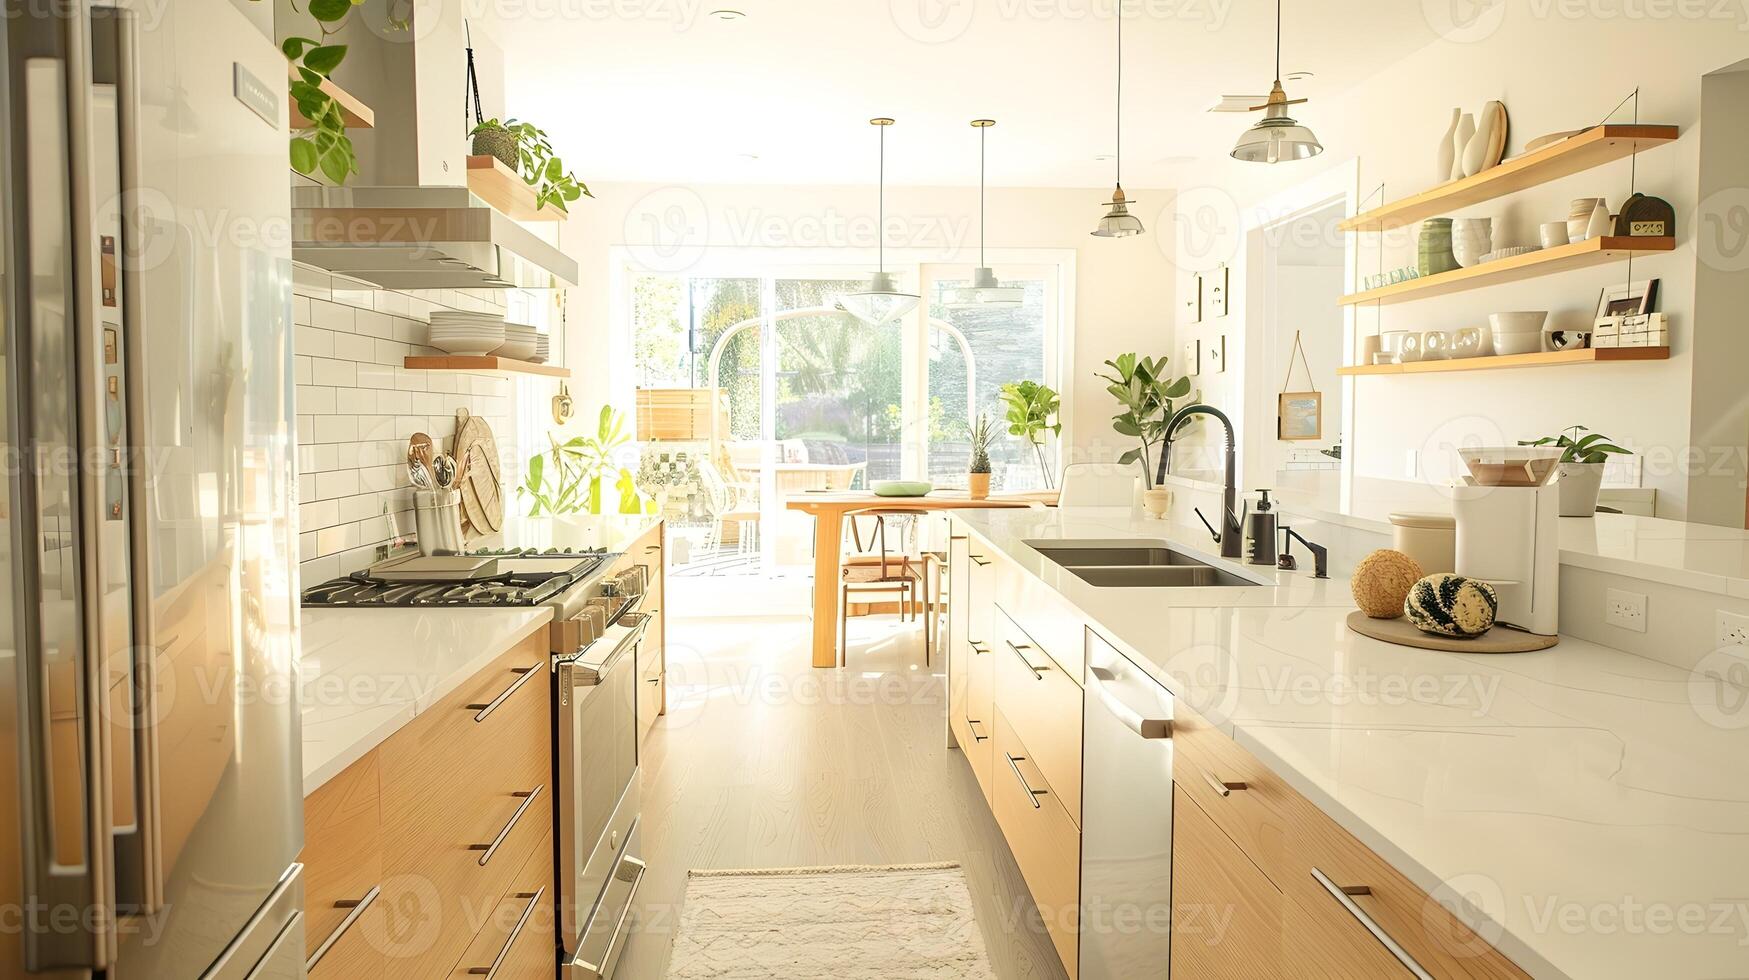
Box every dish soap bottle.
[1246,490,1278,566]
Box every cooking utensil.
[432,452,458,489]
[409,432,435,473]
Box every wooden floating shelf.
[1340,124,1678,232]
[465,155,564,222]
[288,68,375,130]
[1339,236,1675,306]
[404,355,569,378]
[1338,347,1669,376]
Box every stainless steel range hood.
[292,185,579,290]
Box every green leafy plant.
[470,118,593,214]
[1000,380,1061,489]
[280,0,365,184]
[968,414,996,475]
[519,406,639,515]
[1094,353,1195,488]
[1519,425,1628,464]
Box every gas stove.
[300,547,612,608]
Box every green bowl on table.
[870,480,934,498]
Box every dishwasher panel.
[1080,628,1176,979]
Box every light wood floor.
[614,604,1070,979]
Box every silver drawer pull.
[467,886,545,978]
[466,664,541,722]
[305,884,380,971]
[471,785,543,866]
[970,555,992,567]
[1005,639,1047,679]
[968,640,988,654]
[1004,752,1048,808]
[1310,868,1434,980]
[576,855,648,978]
[966,719,989,742]
[644,544,660,553]
[1201,771,1248,797]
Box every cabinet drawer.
[302,753,383,968]
[445,828,556,979]
[637,662,663,745]
[1171,785,1285,980]
[307,892,388,976]
[965,636,995,802]
[1175,707,1530,978]
[994,607,1083,826]
[992,709,1080,979]
[1171,705,1298,890]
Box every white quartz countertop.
[298,606,552,797]
[954,506,1749,980]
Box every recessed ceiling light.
[709,8,745,19]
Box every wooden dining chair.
[839,507,931,666]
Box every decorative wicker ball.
[1405,573,1499,638]
[1351,549,1425,619]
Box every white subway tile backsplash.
[291,262,521,583]
[310,358,356,387]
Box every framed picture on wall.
[1594,278,1659,319]
[1180,272,1203,326]
[1203,264,1230,318]
[1207,334,1227,373]
[1278,391,1322,441]
[1183,339,1201,376]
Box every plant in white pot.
[967,414,996,500]
[1519,425,1628,517]
[1094,353,1195,518]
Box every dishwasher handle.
[1087,665,1173,740]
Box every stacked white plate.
[531,332,551,364]
[494,323,539,361]
[427,311,506,355]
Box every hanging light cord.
[1115,2,1123,187]
[1274,0,1282,84]
[878,122,886,274]
[979,124,987,267]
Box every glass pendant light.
[1232,0,1322,164]
[946,119,1024,309]
[1091,0,1143,237]
[840,117,921,326]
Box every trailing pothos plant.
[470,118,593,214]
[281,0,364,184]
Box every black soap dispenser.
[1246,490,1278,566]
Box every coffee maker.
[1451,449,1562,636]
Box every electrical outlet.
[1605,588,1647,632]
[1717,611,1749,648]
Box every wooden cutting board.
[453,409,503,532]
[1346,611,1557,653]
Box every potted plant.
[967,414,996,500]
[1519,425,1628,517]
[1094,353,1195,518]
[468,117,593,214]
[519,406,646,515]
[1000,380,1062,489]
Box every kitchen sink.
[1028,545,1207,567]
[1066,565,1262,588]
[1026,539,1269,588]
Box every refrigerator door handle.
[101,2,165,918]
[64,0,119,966]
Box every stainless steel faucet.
[1162,404,1245,560]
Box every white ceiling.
[495,0,1439,188]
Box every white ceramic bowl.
[1490,332,1543,355]
[1489,311,1549,334]
[493,324,539,360]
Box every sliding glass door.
[629,260,1062,577]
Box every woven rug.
[665,861,997,978]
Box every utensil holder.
[413,489,466,555]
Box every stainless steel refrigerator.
[2,0,305,976]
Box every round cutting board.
[1345,611,1558,653]
[453,409,504,532]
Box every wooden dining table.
[786,489,1056,668]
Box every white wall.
[1164,12,1749,524]
[546,182,1176,465]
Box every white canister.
[1389,512,1457,575]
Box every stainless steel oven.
[555,608,649,979]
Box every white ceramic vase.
[1586,200,1612,239]
[1436,108,1460,184]
[1450,114,1475,181]
[1462,106,1494,177]
[1450,217,1493,268]
[1142,488,1171,520]
[1556,462,1604,517]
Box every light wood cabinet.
[445,827,556,978]
[946,532,971,752]
[303,628,555,978]
[619,521,667,743]
[1171,784,1286,979]
[994,606,1083,826]
[963,544,997,801]
[992,709,1081,979]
